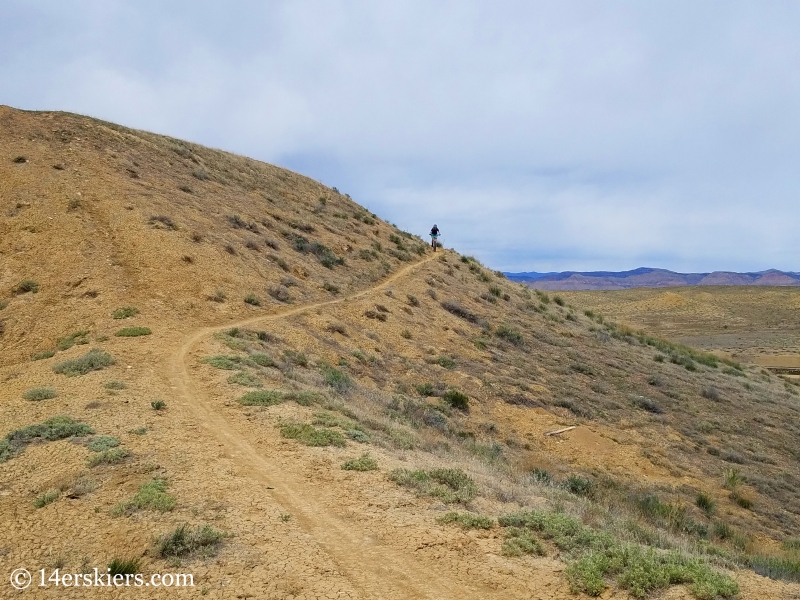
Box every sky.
[3,1,800,273]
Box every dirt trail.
[169,255,490,599]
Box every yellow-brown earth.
[1,106,799,599]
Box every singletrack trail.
[169,255,488,599]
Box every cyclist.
[430,224,440,251]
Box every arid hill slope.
[1,107,799,599]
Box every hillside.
[1,106,799,599]
[506,268,800,291]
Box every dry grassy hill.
[1,106,799,599]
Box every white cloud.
[3,1,800,271]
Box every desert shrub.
[264,238,279,250]
[115,327,152,337]
[238,390,283,406]
[696,492,715,517]
[208,289,227,303]
[112,480,175,516]
[280,277,298,287]
[342,454,378,471]
[323,282,340,294]
[14,280,39,294]
[244,294,261,306]
[0,416,90,463]
[268,285,292,303]
[151,400,166,410]
[87,435,120,452]
[748,555,800,582]
[571,363,595,376]
[489,285,502,297]
[389,468,477,503]
[108,558,140,576]
[320,363,353,393]
[33,489,60,508]
[32,350,56,360]
[701,386,721,401]
[12,155,27,163]
[23,387,57,401]
[224,244,237,255]
[201,355,244,370]
[250,353,276,368]
[68,476,98,498]
[56,330,90,350]
[104,381,127,390]
[156,524,224,559]
[426,288,438,300]
[441,300,478,323]
[436,355,456,369]
[723,468,744,490]
[553,295,565,306]
[282,350,308,367]
[631,395,663,414]
[443,389,469,410]
[245,240,260,252]
[279,423,347,447]
[87,447,129,467]
[530,468,552,484]
[503,528,546,556]
[499,510,737,598]
[53,349,115,376]
[407,294,420,307]
[401,329,412,339]
[439,512,494,530]
[148,215,178,230]
[562,475,594,497]
[227,371,262,387]
[415,382,435,396]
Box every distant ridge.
[504,267,800,290]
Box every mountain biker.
[430,224,440,251]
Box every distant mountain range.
[504,267,800,290]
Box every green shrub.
[438,512,494,530]
[156,524,223,558]
[23,387,57,401]
[407,294,420,307]
[250,353,276,367]
[495,324,524,346]
[32,350,56,360]
[415,382,435,396]
[104,380,127,390]
[283,390,321,406]
[443,389,469,410]
[696,492,715,517]
[320,363,353,393]
[436,355,456,369]
[53,349,115,376]
[563,475,594,497]
[488,285,502,297]
[87,447,129,467]
[201,355,243,370]
[323,282,340,294]
[14,280,39,294]
[499,510,738,599]
[33,489,60,508]
[88,435,120,452]
[401,329,412,339]
[280,423,347,447]
[502,528,546,556]
[244,294,261,306]
[108,558,140,576]
[227,371,262,387]
[748,555,800,582]
[151,400,166,410]
[238,390,283,406]
[389,468,477,503]
[112,307,139,319]
[342,454,378,471]
[112,480,176,516]
[57,330,89,350]
[115,327,152,337]
[553,295,565,306]
[1,416,93,463]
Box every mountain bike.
[430,234,440,251]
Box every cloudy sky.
[3,1,800,272]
